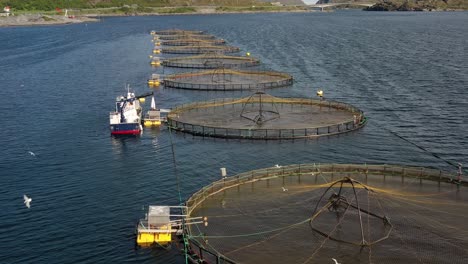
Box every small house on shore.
[1,6,11,16]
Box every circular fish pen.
[161,39,226,46]
[156,34,217,40]
[160,45,240,54]
[153,29,204,35]
[185,163,468,264]
[163,71,292,91]
[166,92,365,139]
[162,55,260,69]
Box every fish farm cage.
[162,54,261,69]
[163,70,292,91]
[159,39,226,46]
[158,45,240,54]
[185,163,468,264]
[155,34,217,41]
[151,29,205,35]
[166,92,366,139]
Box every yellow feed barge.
[136,205,205,248]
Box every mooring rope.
[382,126,464,174]
[167,127,188,264]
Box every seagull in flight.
[282,187,288,192]
[23,195,32,209]
[28,151,36,157]
[332,258,341,264]
[275,164,281,168]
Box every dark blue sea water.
[0,10,467,263]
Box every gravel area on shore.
[0,14,99,27]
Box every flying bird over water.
[282,187,288,192]
[332,258,340,264]
[275,164,281,168]
[23,195,32,209]
[28,151,36,156]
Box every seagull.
[275,164,281,168]
[28,151,36,157]
[332,258,341,264]
[23,195,32,209]
[282,187,288,192]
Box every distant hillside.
[0,0,288,11]
[365,0,468,11]
[316,0,375,3]
[260,0,306,5]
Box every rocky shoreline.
[0,14,99,27]
[0,9,312,27]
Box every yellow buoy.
[317,90,324,98]
[246,52,251,57]
[155,42,161,46]
[151,61,161,66]
[139,98,146,103]
[147,80,155,85]
[153,49,161,54]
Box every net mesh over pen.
[163,70,292,90]
[160,45,240,54]
[153,29,205,35]
[162,55,260,69]
[167,92,366,139]
[160,39,227,46]
[156,34,217,40]
[185,163,468,264]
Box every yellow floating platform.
[147,80,161,86]
[150,60,161,66]
[137,224,172,246]
[144,120,161,126]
